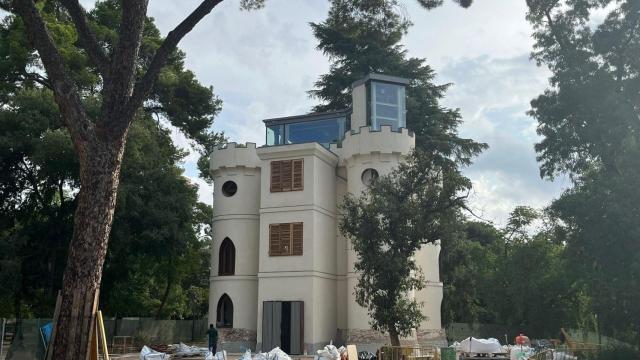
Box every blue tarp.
[40,322,52,346]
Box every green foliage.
[526,0,640,344]
[527,0,640,180]
[340,150,473,343]
[442,208,590,339]
[440,219,500,324]
[0,2,217,319]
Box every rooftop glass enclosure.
[370,81,406,131]
[265,111,349,148]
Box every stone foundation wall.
[416,329,447,347]
[219,328,257,352]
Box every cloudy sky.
[142,0,571,226]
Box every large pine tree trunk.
[51,136,127,359]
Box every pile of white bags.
[139,345,167,360]
[205,350,227,360]
[174,342,210,357]
[239,349,253,360]
[253,347,292,360]
[317,344,347,360]
[459,337,503,354]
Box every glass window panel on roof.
[374,82,399,105]
[267,124,284,146]
[285,117,346,147]
[376,104,399,119]
[371,81,406,131]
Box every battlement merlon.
[209,142,261,176]
[332,125,415,161]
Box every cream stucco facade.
[209,75,445,353]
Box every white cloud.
[187,175,213,207]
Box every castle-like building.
[208,74,444,354]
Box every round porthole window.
[361,168,379,186]
[221,181,238,197]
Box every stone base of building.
[231,328,447,354]
[219,328,257,352]
[416,329,447,347]
[335,328,447,352]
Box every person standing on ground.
[207,323,218,354]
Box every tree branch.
[59,0,109,74]
[12,0,93,148]
[101,0,149,124]
[125,0,224,121]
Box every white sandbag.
[269,347,292,360]
[175,342,209,356]
[459,337,503,354]
[240,349,252,360]
[509,346,534,360]
[206,351,214,360]
[253,352,269,360]
[214,350,228,360]
[317,344,342,360]
[140,345,167,360]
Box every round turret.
[208,142,261,349]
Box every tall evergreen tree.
[309,0,487,165]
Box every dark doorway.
[217,294,233,328]
[262,301,303,354]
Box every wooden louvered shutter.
[270,161,282,192]
[269,224,281,255]
[280,223,291,255]
[292,222,303,255]
[280,160,293,191]
[292,159,304,191]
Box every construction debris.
[317,343,347,360]
[140,345,167,360]
[253,347,292,360]
[458,337,504,354]
[173,342,210,357]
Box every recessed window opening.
[221,181,238,197]
[218,238,235,276]
[370,81,406,131]
[361,168,379,186]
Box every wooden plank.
[97,311,110,360]
[82,290,100,360]
[89,321,98,360]
[347,345,358,360]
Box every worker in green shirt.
[207,323,218,354]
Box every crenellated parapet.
[210,142,261,175]
[331,125,415,162]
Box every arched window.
[216,294,233,328]
[218,238,235,276]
